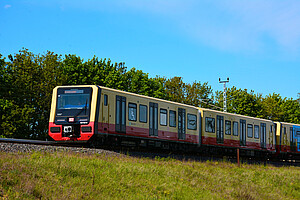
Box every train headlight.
[64,126,73,133]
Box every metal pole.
[219,77,229,112]
[237,148,240,167]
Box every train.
[48,85,300,160]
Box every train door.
[282,126,287,151]
[149,102,158,136]
[269,125,274,149]
[296,127,300,152]
[260,123,266,149]
[290,127,296,152]
[240,119,246,146]
[216,115,224,144]
[178,108,186,140]
[100,94,109,132]
[115,95,126,133]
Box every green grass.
[0,151,299,200]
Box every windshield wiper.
[74,99,88,118]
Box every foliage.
[1,48,300,139]
[214,86,264,117]
[0,151,299,199]
[0,49,65,139]
[214,87,300,124]
[164,76,213,107]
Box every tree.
[0,49,65,139]
[215,87,263,117]
[184,81,213,108]
[281,98,300,124]
[164,77,186,103]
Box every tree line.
[1,49,300,139]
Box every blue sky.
[1,0,300,99]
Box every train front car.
[49,85,99,142]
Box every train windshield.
[57,93,90,110]
[56,87,92,117]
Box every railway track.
[0,138,299,167]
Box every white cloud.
[4,4,12,9]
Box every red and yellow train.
[49,85,300,160]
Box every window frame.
[169,110,176,127]
[233,121,238,136]
[128,103,137,122]
[247,124,253,138]
[187,114,197,130]
[205,117,215,133]
[104,94,108,106]
[160,108,167,126]
[225,120,231,135]
[254,125,259,139]
[139,104,147,123]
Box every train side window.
[254,125,259,139]
[290,127,293,143]
[128,103,137,121]
[205,117,215,133]
[160,109,167,126]
[104,94,108,106]
[169,110,176,127]
[247,124,253,138]
[187,114,197,130]
[233,121,238,136]
[225,120,231,135]
[139,104,147,123]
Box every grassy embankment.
[0,151,299,199]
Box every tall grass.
[0,151,299,199]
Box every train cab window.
[169,110,176,127]
[233,121,238,136]
[205,117,215,133]
[225,120,231,135]
[128,103,137,121]
[139,105,147,123]
[247,124,253,138]
[187,114,197,130]
[160,109,167,126]
[254,125,259,139]
[104,94,108,106]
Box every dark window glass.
[128,103,137,121]
[121,101,126,125]
[187,114,197,130]
[247,124,253,138]
[139,105,147,123]
[225,120,231,135]
[160,109,167,126]
[233,122,238,136]
[154,107,158,129]
[169,110,176,127]
[116,100,120,124]
[254,125,259,139]
[104,94,108,106]
[205,117,215,133]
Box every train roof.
[56,85,298,125]
[99,85,199,109]
[199,107,273,123]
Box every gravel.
[0,142,122,156]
